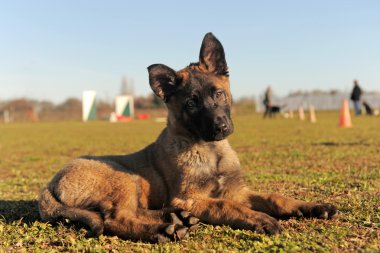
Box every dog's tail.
[38,187,104,237]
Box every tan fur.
[39,33,336,242]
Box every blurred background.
[1,0,379,122]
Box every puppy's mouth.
[203,124,234,142]
[213,128,233,141]
[212,133,229,141]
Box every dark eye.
[186,99,196,108]
[215,90,224,98]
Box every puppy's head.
[148,33,233,141]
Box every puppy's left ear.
[148,64,179,102]
[199,33,228,76]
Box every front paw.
[154,210,200,242]
[155,223,189,243]
[299,203,337,219]
[165,209,199,231]
[250,213,282,235]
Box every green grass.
[0,112,379,252]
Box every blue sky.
[1,0,379,103]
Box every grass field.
[0,112,379,252]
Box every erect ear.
[199,32,228,75]
[148,64,179,102]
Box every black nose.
[215,122,228,133]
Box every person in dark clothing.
[350,80,362,115]
[263,86,273,118]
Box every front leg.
[238,190,337,220]
[214,150,337,220]
[171,197,282,235]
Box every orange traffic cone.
[339,99,352,128]
[309,105,317,123]
[298,107,305,120]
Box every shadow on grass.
[312,141,369,146]
[0,200,40,224]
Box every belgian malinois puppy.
[39,33,337,242]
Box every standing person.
[263,86,273,118]
[350,80,362,115]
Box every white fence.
[256,92,380,112]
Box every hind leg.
[39,187,104,237]
[104,209,191,242]
[59,207,104,237]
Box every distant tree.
[97,100,113,120]
[54,98,81,120]
[134,96,152,109]
[56,98,81,112]
[38,101,55,112]
[234,96,256,114]
[2,98,37,122]
[329,89,339,95]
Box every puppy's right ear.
[148,64,179,102]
